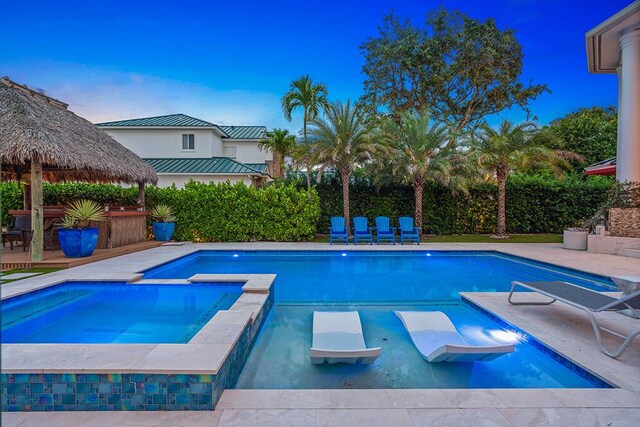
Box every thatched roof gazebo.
[0,76,157,261]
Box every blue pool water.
[236,302,605,389]
[142,250,614,302]
[1,282,243,343]
[143,250,614,389]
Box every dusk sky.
[1,0,631,132]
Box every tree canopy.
[360,8,548,136]
[542,106,617,166]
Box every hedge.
[310,174,613,234]
[0,174,612,237]
[0,181,320,242]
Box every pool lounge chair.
[352,216,373,245]
[329,216,349,245]
[395,311,515,362]
[311,311,381,364]
[398,216,420,245]
[509,281,640,358]
[375,216,396,245]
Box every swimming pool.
[1,282,243,343]
[141,250,614,389]
[142,250,614,302]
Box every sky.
[0,0,631,132]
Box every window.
[224,146,237,158]
[182,134,195,150]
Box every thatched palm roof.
[0,77,157,184]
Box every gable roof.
[96,113,222,129]
[144,157,268,175]
[219,125,267,139]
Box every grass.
[0,267,63,284]
[311,234,563,244]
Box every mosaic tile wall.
[1,289,274,412]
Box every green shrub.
[0,181,319,241]
[311,174,613,234]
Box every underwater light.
[489,329,521,344]
[426,253,431,256]
[341,253,347,257]
[233,254,239,258]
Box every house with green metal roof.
[95,114,271,187]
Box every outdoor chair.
[2,215,31,251]
[398,216,420,245]
[310,311,381,364]
[329,216,349,245]
[375,216,396,245]
[352,216,373,245]
[395,311,514,362]
[509,281,640,358]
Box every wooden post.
[136,182,145,210]
[30,158,44,261]
[23,182,31,209]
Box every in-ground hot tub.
[1,277,275,411]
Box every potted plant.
[150,204,176,241]
[563,218,593,251]
[58,199,105,258]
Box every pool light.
[233,254,239,258]
[341,253,347,257]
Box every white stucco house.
[95,114,272,188]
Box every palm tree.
[281,75,329,189]
[258,129,296,179]
[382,110,465,230]
[472,119,572,238]
[308,100,383,226]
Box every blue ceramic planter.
[153,222,175,241]
[58,227,99,258]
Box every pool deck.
[2,242,639,426]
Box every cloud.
[3,61,296,131]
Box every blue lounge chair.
[375,216,395,245]
[352,216,373,245]
[399,216,420,245]
[329,216,349,245]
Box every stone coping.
[1,275,274,375]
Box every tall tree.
[281,75,329,189]
[472,120,573,238]
[360,8,548,137]
[382,110,466,229]
[258,128,296,179]
[308,100,383,226]
[544,106,617,166]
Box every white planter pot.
[563,230,588,250]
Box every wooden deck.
[1,240,162,270]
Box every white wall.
[103,128,224,158]
[223,140,272,163]
[156,174,255,188]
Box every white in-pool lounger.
[395,311,515,362]
[310,311,381,364]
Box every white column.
[618,29,640,183]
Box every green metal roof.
[96,114,222,129]
[244,163,269,174]
[219,125,267,139]
[144,158,267,175]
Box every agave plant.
[150,204,176,223]
[61,199,105,229]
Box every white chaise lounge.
[310,311,381,365]
[395,311,515,363]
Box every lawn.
[0,267,63,284]
[311,234,563,244]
